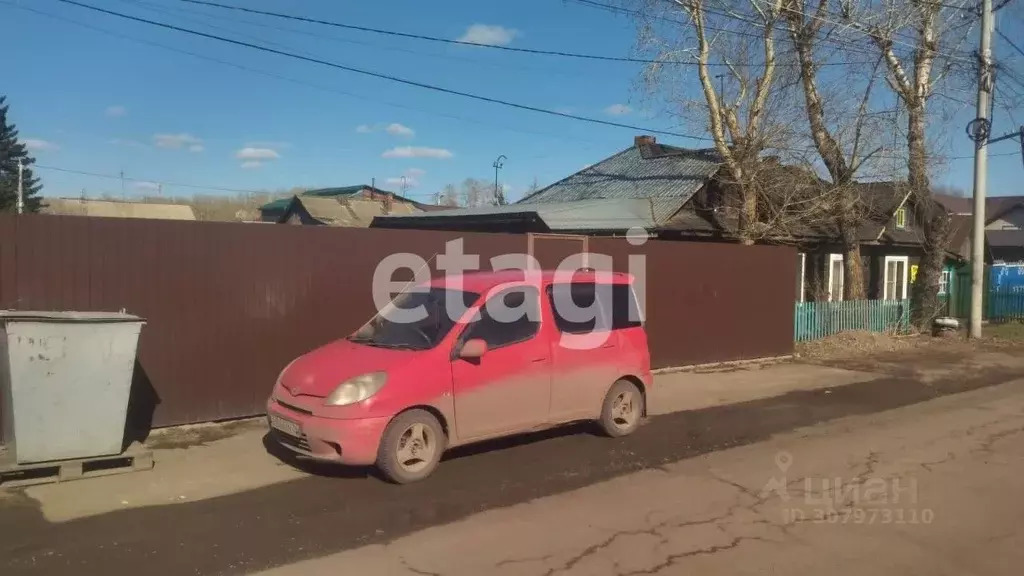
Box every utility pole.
[968,0,994,339]
[16,159,24,215]
[493,155,506,206]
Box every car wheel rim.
[611,390,638,429]
[396,422,436,474]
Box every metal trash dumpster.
[0,311,145,464]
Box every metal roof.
[41,198,197,220]
[987,229,1024,248]
[515,143,722,225]
[260,185,404,215]
[284,196,423,227]
[372,198,657,232]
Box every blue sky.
[3,0,1023,202]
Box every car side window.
[548,283,640,333]
[462,286,540,350]
[607,284,643,329]
[548,282,601,334]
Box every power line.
[572,0,975,63]
[53,0,714,141]
[5,2,609,147]
[21,0,1007,163]
[996,26,1024,60]
[34,164,441,198]
[571,0,885,61]
[124,0,605,80]
[36,164,273,195]
[177,0,703,66]
[181,0,879,68]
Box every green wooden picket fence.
[794,299,912,342]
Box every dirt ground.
[2,342,1023,575]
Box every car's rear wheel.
[376,409,444,484]
[598,380,644,437]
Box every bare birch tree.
[780,0,900,299]
[837,0,976,324]
[637,0,793,245]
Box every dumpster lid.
[0,310,144,323]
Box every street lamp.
[493,155,507,206]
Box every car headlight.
[324,372,387,406]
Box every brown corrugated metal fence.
[0,215,794,432]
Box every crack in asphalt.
[2,366,1021,576]
[534,472,784,575]
[399,557,443,576]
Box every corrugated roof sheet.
[373,198,657,232]
[291,196,423,227]
[987,229,1024,248]
[515,144,722,225]
[261,185,425,216]
[41,198,196,220]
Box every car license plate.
[269,414,301,437]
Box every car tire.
[376,409,445,484]
[598,380,644,438]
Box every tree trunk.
[738,183,757,246]
[906,106,946,329]
[840,220,866,300]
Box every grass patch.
[984,321,1024,341]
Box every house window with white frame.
[939,269,951,295]
[884,256,910,300]
[828,254,844,301]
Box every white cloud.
[457,24,520,46]
[385,123,415,138]
[382,146,454,159]
[386,176,420,188]
[235,147,280,160]
[240,161,263,169]
[133,181,161,192]
[189,144,205,153]
[105,105,127,117]
[153,133,203,150]
[355,124,373,134]
[405,167,426,178]
[604,104,633,116]
[24,139,59,152]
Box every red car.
[266,269,652,483]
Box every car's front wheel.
[376,409,444,484]
[598,380,644,437]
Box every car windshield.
[348,287,480,350]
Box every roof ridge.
[515,146,636,204]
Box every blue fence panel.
[988,286,1024,322]
[795,300,911,342]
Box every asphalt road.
[1,363,1019,576]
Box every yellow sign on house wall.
[911,265,919,283]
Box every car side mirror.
[459,338,488,359]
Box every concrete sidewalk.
[2,359,878,522]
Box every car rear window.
[547,283,642,334]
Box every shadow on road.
[2,365,1019,576]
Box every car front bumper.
[266,398,389,465]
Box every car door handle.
[600,343,615,349]
[531,357,548,363]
